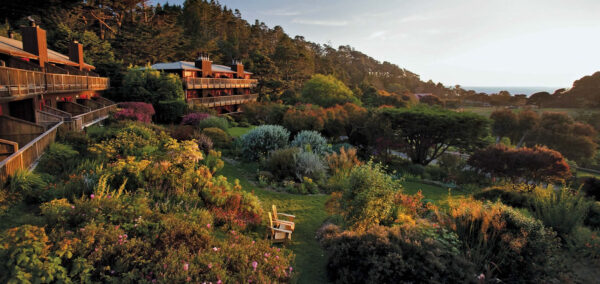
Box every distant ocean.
[463,86,565,96]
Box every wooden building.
[151,56,258,113]
[0,22,113,180]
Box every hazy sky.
[158,0,600,87]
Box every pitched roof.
[150,61,253,74]
[0,36,95,70]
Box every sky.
[157,0,600,88]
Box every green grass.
[218,159,456,283]
[219,161,329,284]
[228,126,254,138]
[576,168,600,179]
[400,180,462,201]
[461,106,600,118]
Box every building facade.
[0,22,112,178]
[151,56,258,114]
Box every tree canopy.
[373,106,491,165]
[301,74,359,107]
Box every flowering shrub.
[442,199,560,282]
[197,116,229,131]
[317,224,476,283]
[0,225,70,283]
[181,112,211,126]
[115,102,155,123]
[240,125,290,161]
[202,127,231,149]
[291,130,330,154]
[89,123,163,161]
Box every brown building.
[151,56,258,114]
[0,22,113,179]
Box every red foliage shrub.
[468,144,572,185]
[181,113,211,126]
[115,102,155,123]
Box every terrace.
[188,93,258,107]
[184,77,257,90]
[0,66,110,100]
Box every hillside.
[0,0,453,100]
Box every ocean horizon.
[463,86,566,96]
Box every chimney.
[195,54,212,77]
[230,59,244,78]
[21,21,48,68]
[68,41,84,70]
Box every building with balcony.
[0,22,114,180]
[150,56,258,113]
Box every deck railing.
[185,78,258,90]
[0,121,62,181]
[67,104,117,131]
[0,66,109,98]
[188,94,258,107]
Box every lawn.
[400,180,462,201]
[218,160,453,284]
[219,161,330,284]
[228,126,254,138]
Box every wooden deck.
[184,77,257,90]
[0,66,110,99]
[188,94,258,107]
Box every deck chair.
[271,205,295,231]
[267,212,292,244]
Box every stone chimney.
[195,54,212,77]
[230,59,244,78]
[21,20,48,67]
[68,41,84,70]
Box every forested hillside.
[1,0,453,100]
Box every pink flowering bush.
[114,102,155,123]
[181,113,211,126]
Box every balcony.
[184,77,258,90]
[0,66,110,100]
[188,94,258,107]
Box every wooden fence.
[0,66,109,98]
[0,121,62,182]
[185,78,258,89]
[188,94,258,107]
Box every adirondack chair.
[271,204,296,223]
[267,212,292,244]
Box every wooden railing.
[35,110,63,129]
[188,94,258,107]
[185,78,258,89]
[0,121,62,181]
[67,104,117,131]
[0,66,109,98]
[41,105,72,119]
[0,139,18,163]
